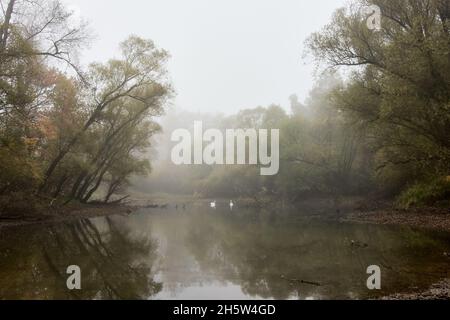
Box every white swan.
[210,201,216,209]
[230,200,234,211]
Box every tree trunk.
[82,167,110,203]
[39,115,98,193]
[0,0,16,52]
[104,180,121,203]
[53,174,69,198]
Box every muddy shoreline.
[2,198,450,232]
[342,206,450,233]
[381,279,450,300]
[0,203,133,230]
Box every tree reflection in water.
[1,209,449,300]
[183,210,450,300]
[0,217,161,299]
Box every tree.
[306,0,450,194]
[0,0,89,206]
[40,36,171,195]
[0,0,172,212]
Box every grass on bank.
[396,177,450,209]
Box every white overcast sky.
[65,0,346,114]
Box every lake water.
[0,203,449,300]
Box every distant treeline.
[0,0,172,214]
[138,0,450,208]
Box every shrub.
[396,177,450,209]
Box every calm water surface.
[0,204,449,299]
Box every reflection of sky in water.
[128,206,450,300]
[154,282,262,300]
[142,209,326,300]
[153,280,318,300]
[0,205,449,300]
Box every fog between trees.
[1,0,449,214]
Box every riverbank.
[0,202,133,229]
[2,196,450,233]
[381,279,450,300]
[342,203,450,232]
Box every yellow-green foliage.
[396,178,450,209]
[0,142,43,192]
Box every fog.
[64,0,345,114]
[131,74,345,199]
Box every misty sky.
[65,0,346,114]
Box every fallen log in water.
[280,275,321,286]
